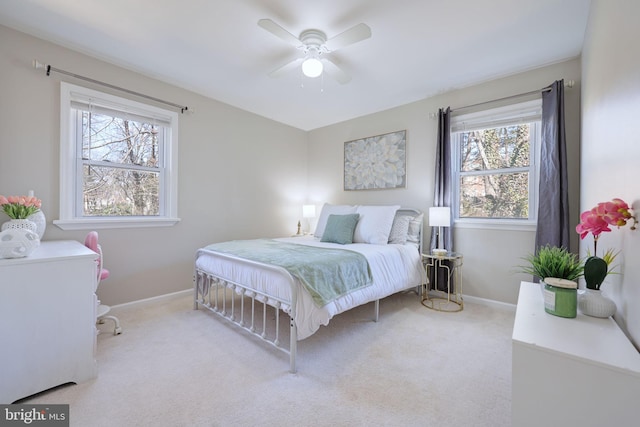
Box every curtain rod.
[33,60,189,114]
[448,79,575,114]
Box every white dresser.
[512,281,640,426]
[0,240,98,403]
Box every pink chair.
[85,231,122,335]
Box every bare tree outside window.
[80,111,162,216]
[458,124,532,219]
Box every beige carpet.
[23,290,514,426]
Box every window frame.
[450,99,541,230]
[54,82,180,230]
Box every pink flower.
[23,196,41,208]
[593,198,636,228]
[576,198,638,255]
[575,208,611,239]
[0,194,43,219]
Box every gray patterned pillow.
[388,215,412,244]
[406,213,424,245]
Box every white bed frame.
[193,208,422,373]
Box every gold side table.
[422,252,463,312]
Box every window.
[54,82,180,230]
[451,100,541,228]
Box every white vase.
[27,210,46,239]
[578,289,616,318]
[1,218,38,234]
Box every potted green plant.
[521,245,583,282]
[521,245,583,318]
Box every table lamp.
[302,204,316,234]
[429,207,450,255]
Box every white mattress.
[195,236,424,340]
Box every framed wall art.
[344,130,406,191]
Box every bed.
[194,205,424,372]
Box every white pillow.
[314,203,357,238]
[353,205,400,245]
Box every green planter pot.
[542,277,577,318]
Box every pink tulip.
[0,194,42,219]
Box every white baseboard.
[110,288,516,313]
[110,288,192,309]
[463,294,516,312]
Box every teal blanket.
[203,239,372,307]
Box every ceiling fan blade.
[258,19,302,48]
[322,58,351,84]
[324,23,371,51]
[268,57,304,78]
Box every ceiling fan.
[258,18,372,84]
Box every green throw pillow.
[321,214,360,245]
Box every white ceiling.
[0,0,591,131]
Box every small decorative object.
[542,277,577,318]
[0,193,43,236]
[575,198,637,317]
[344,130,406,190]
[1,218,38,234]
[25,190,46,239]
[0,229,40,258]
[27,210,46,239]
[578,288,617,318]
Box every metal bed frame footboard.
[193,207,423,374]
[194,252,299,373]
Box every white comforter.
[195,236,424,340]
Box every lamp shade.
[303,204,316,218]
[429,207,450,227]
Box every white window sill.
[454,219,536,232]
[53,217,181,231]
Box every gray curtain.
[429,107,453,291]
[430,107,452,251]
[535,80,570,252]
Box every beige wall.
[1,23,585,309]
[308,59,582,305]
[0,25,308,305]
[581,0,640,346]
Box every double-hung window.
[55,82,180,230]
[451,99,541,228]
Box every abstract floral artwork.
[344,130,406,190]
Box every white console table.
[0,240,98,403]
[512,281,640,426]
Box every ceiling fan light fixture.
[302,57,323,78]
